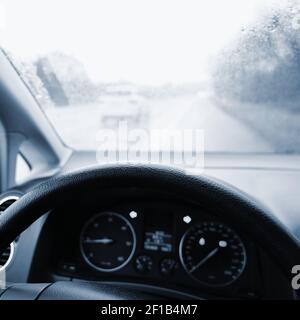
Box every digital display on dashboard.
[144,230,172,252]
[143,211,173,253]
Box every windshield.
[1,0,300,154]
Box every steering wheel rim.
[0,164,299,298]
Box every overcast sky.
[0,0,284,85]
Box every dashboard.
[78,209,247,286]
[2,153,300,300]
[31,197,277,299]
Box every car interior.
[0,0,300,300]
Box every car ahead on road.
[0,0,299,301]
[99,94,150,130]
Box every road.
[45,93,274,152]
[148,93,273,152]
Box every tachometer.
[80,212,136,272]
[179,222,246,286]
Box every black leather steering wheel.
[0,164,299,299]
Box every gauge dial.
[80,212,136,272]
[135,255,153,274]
[179,222,246,286]
[160,258,178,275]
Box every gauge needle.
[190,247,219,273]
[83,238,114,244]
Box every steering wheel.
[0,164,299,299]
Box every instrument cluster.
[55,202,259,298]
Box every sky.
[0,0,284,85]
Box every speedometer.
[179,222,246,287]
[80,212,136,272]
